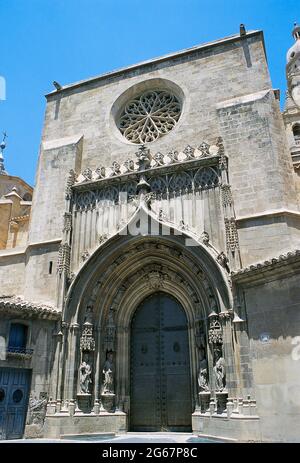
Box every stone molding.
[235,209,300,223]
[73,139,223,191]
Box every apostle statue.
[102,351,114,394]
[198,347,209,392]
[213,348,226,392]
[79,359,92,394]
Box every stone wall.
[24,242,60,305]
[43,33,271,172]
[0,250,26,295]
[238,266,300,442]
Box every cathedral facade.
[1,25,300,442]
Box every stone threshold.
[60,432,115,439]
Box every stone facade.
[1,26,300,442]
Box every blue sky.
[0,0,298,186]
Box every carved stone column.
[92,326,101,413]
[56,170,76,311]
[195,319,211,413]
[219,311,237,397]
[47,325,63,409]
[57,322,69,405]
[208,313,228,414]
[101,308,117,412]
[65,323,80,405]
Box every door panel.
[0,368,31,440]
[130,292,191,431]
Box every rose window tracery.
[118,90,181,143]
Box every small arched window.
[8,323,28,353]
[293,124,300,144]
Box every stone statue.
[198,348,209,392]
[27,394,47,427]
[102,352,114,394]
[213,348,226,392]
[79,360,92,394]
[84,305,93,324]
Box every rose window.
[118,90,181,144]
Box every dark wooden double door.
[130,292,192,431]
[0,368,31,440]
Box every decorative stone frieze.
[65,169,77,199]
[81,250,90,262]
[80,323,95,352]
[208,316,223,345]
[221,183,233,207]
[201,231,210,245]
[82,168,93,181]
[63,212,72,232]
[217,252,230,272]
[104,308,116,353]
[144,271,167,289]
[74,139,223,188]
[224,217,240,252]
[57,243,71,275]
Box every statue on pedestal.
[79,359,92,394]
[198,347,209,392]
[213,348,226,392]
[102,351,114,394]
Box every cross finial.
[0,131,7,175]
[0,131,7,149]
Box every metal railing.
[6,346,34,355]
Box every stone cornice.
[235,209,300,223]
[72,139,224,195]
[231,250,300,285]
[74,154,220,193]
[45,30,262,99]
[216,89,272,110]
[0,238,61,258]
[0,296,61,320]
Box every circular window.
[118,90,181,144]
[13,389,23,403]
[0,388,5,402]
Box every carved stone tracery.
[57,243,71,276]
[80,323,95,352]
[118,90,181,144]
[208,316,223,345]
[225,217,240,252]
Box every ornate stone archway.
[47,227,240,432]
[44,141,260,439]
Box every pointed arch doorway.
[130,292,192,431]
